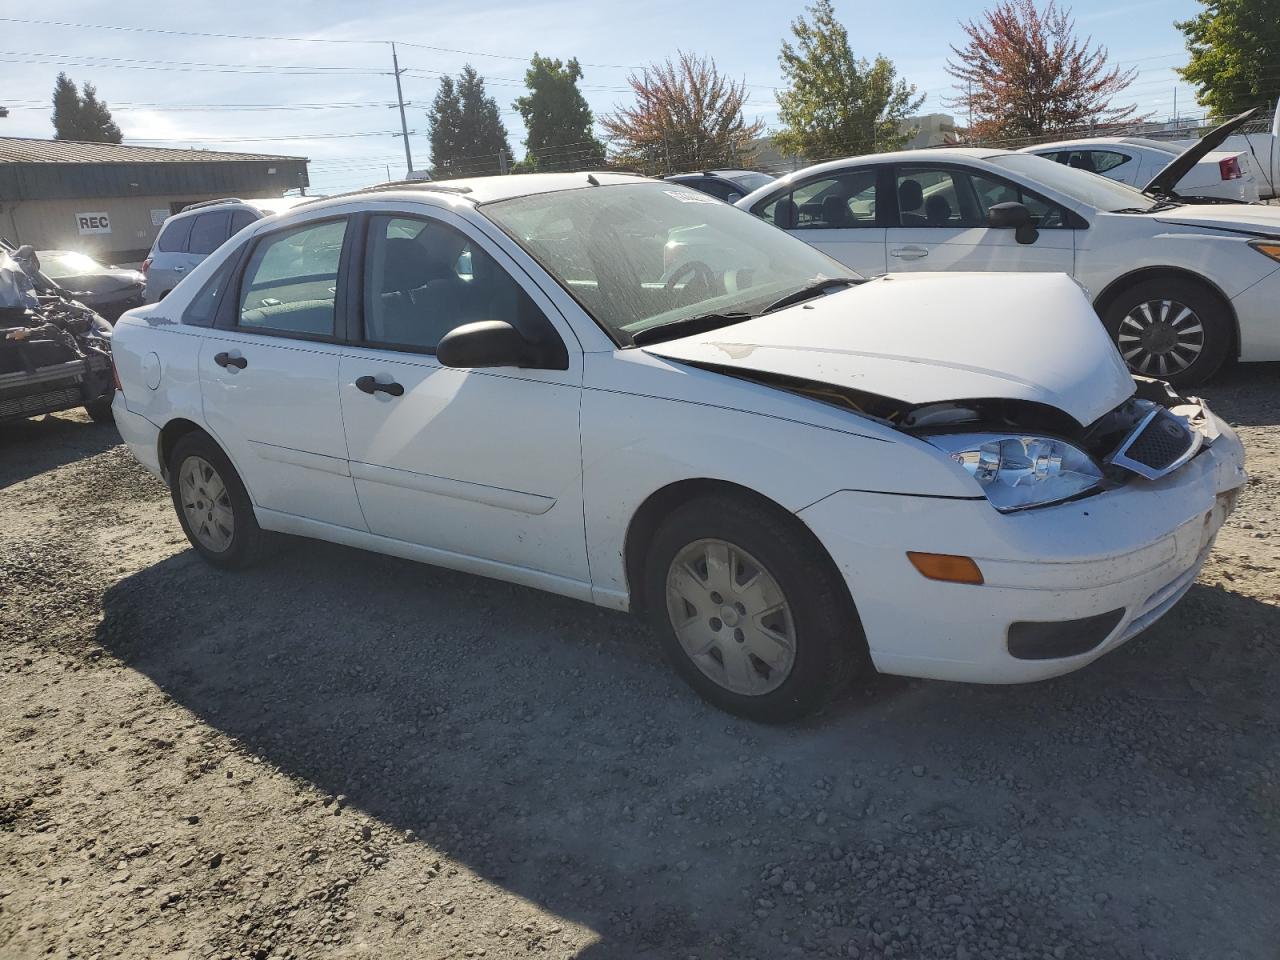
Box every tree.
[78,83,123,144]
[945,0,1139,142]
[51,73,123,143]
[774,0,923,161]
[1177,0,1280,118]
[513,55,605,172]
[600,52,763,173]
[427,66,512,177]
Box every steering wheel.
[664,260,717,301]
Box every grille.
[0,386,82,419]
[1125,409,1194,470]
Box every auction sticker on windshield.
[663,190,718,203]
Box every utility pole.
[391,43,413,177]
[498,148,509,175]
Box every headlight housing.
[925,433,1104,512]
[1250,240,1280,264]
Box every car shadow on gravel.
[93,541,1280,959]
[1199,361,1280,427]
[0,413,120,489]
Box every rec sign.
[75,212,112,235]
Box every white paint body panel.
[1022,140,1261,203]
[738,148,1280,363]
[110,178,1248,687]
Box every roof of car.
[1024,137,1162,152]
[304,171,652,210]
[760,148,1010,186]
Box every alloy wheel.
[1116,298,1205,377]
[179,455,235,553]
[664,538,797,696]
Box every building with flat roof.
[0,138,309,263]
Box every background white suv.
[141,196,310,304]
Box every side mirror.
[436,320,568,370]
[987,201,1039,245]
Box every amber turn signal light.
[906,552,984,585]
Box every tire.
[83,397,115,423]
[1101,278,1232,387]
[644,494,863,723]
[168,432,272,569]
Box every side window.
[896,168,969,226]
[229,210,257,236]
[237,219,346,337]
[1089,151,1130,174]
[758,171,878,230]
[188,212,231,255]
[363,215,551,353]
[157,216,194,253]
[967,172,1068,229]
[182,254,239,327]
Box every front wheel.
[1102,278,1232,387]
[83,397,115,423]
[644,495,862,723]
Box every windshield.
[39,251,102,277]
[988,153,1164,212]
[483,182,858,343]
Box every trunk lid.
[1143,107,1259,199]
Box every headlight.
[925,433,1104,512]
[1250,240,1280,264]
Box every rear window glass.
[230,210,257,236]
[188,212,231,255]
[157,216,194,253]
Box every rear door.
[199,215,366,531]
[885,163,1076,275]
[147,215,195,301]
[752,167,887,276]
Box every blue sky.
[0,0,1204,193]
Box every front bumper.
[798,410,1247,683]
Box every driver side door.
[886,164,1076,275]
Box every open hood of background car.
[643,272,1136,427]
[1143,107,1259,199]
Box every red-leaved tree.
[601,51,764,173]
[945,0,1139,142]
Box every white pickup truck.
[1219,101,1280,200]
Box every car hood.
[642,272,1135,427]
[1143,107,1259,198]
[1153,202,1280,237]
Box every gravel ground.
[2,368,1278,960]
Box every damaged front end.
[697,362,1224,511]
[1,244,114,424]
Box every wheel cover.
[664,538,797,696]
[178,455,235,553]
[1116,298,1204,377]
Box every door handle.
[890,246,929,260]
[213,351,247,370]
[355,375,404,397]
[174,266,186,273]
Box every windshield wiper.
[630,311,755,346]
[761,277,860,315]
[1112,200,1183,214]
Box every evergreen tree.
[428,75,464,176]
[51,73,123,142]
[78,83,123,144]
[514,55,604,171]
[428,67,512,177]
[774,0,922,160]
[52,72,82,140]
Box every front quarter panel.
[580,350,979,607]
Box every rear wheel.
[644,495,861,723]
[1102,278,1232,387]
[83,397,114,423]
[168,432,272,569]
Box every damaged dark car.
[1,238,115,426]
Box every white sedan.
[736,145,1280,386]
[1020,137,1260,203]
[110,174,1246,722]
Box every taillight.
[1219,156,1242,180]
[141,257,152,275]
